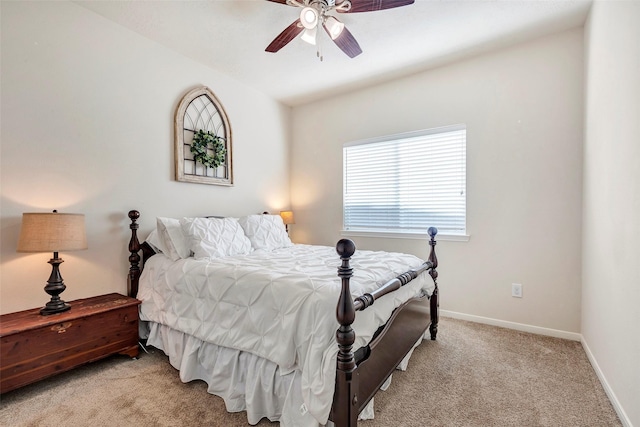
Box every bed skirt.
[142,321,424,426]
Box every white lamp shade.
[301,26,317,45]
[17,212,87,253]
[300,7,319,29]
[325,16,345,40]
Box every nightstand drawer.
[1,293,140,394]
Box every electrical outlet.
[512,283,523,298]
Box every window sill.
[341,230,470,242]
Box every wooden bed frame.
[126,210,439,427]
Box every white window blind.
[343,125,466,235]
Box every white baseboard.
[440,310,632,426]
[581,338,633,427]
[440,310,582,341]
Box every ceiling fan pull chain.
[318,22,323,61]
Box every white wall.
[0,1,291,313]
[291,29,584,333]
[583,2,640,426]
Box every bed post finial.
[333,239,359,427]
[427,227,439,340]
[128,210,141,298]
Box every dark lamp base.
[40,253,72,316]
[40,301,71,316]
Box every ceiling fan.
[265,0,415,59]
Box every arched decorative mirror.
[175,87,233,186]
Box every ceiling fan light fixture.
[300,26,317,45]
[300,7,319,30]
[266,0,414,58]
[324,16,344,40]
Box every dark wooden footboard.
[331,228,438,427]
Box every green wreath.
[190,129,227,169]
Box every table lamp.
[279,210,295,233]
[17,210,87,315]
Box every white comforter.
[137,244,434,425]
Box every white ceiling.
[75,0,592,106]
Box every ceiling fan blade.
[266,19,304,53]
[338,0,414,13]
[325,25,362,58]
[265,0,291,4]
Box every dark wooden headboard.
[127,210,156,298]
[126,210,271,297]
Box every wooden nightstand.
[0,293,140,394]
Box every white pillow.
[238,214,292,252]
[156,217,191,261]
[180,217,252,259]
[144,229,166,254]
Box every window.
[175,86,233,186]
[343,125,466,236]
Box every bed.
[126,210,439,427]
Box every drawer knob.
[51,322,72,333]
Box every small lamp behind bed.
[279,210,295,233]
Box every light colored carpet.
[0,317,621,426]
